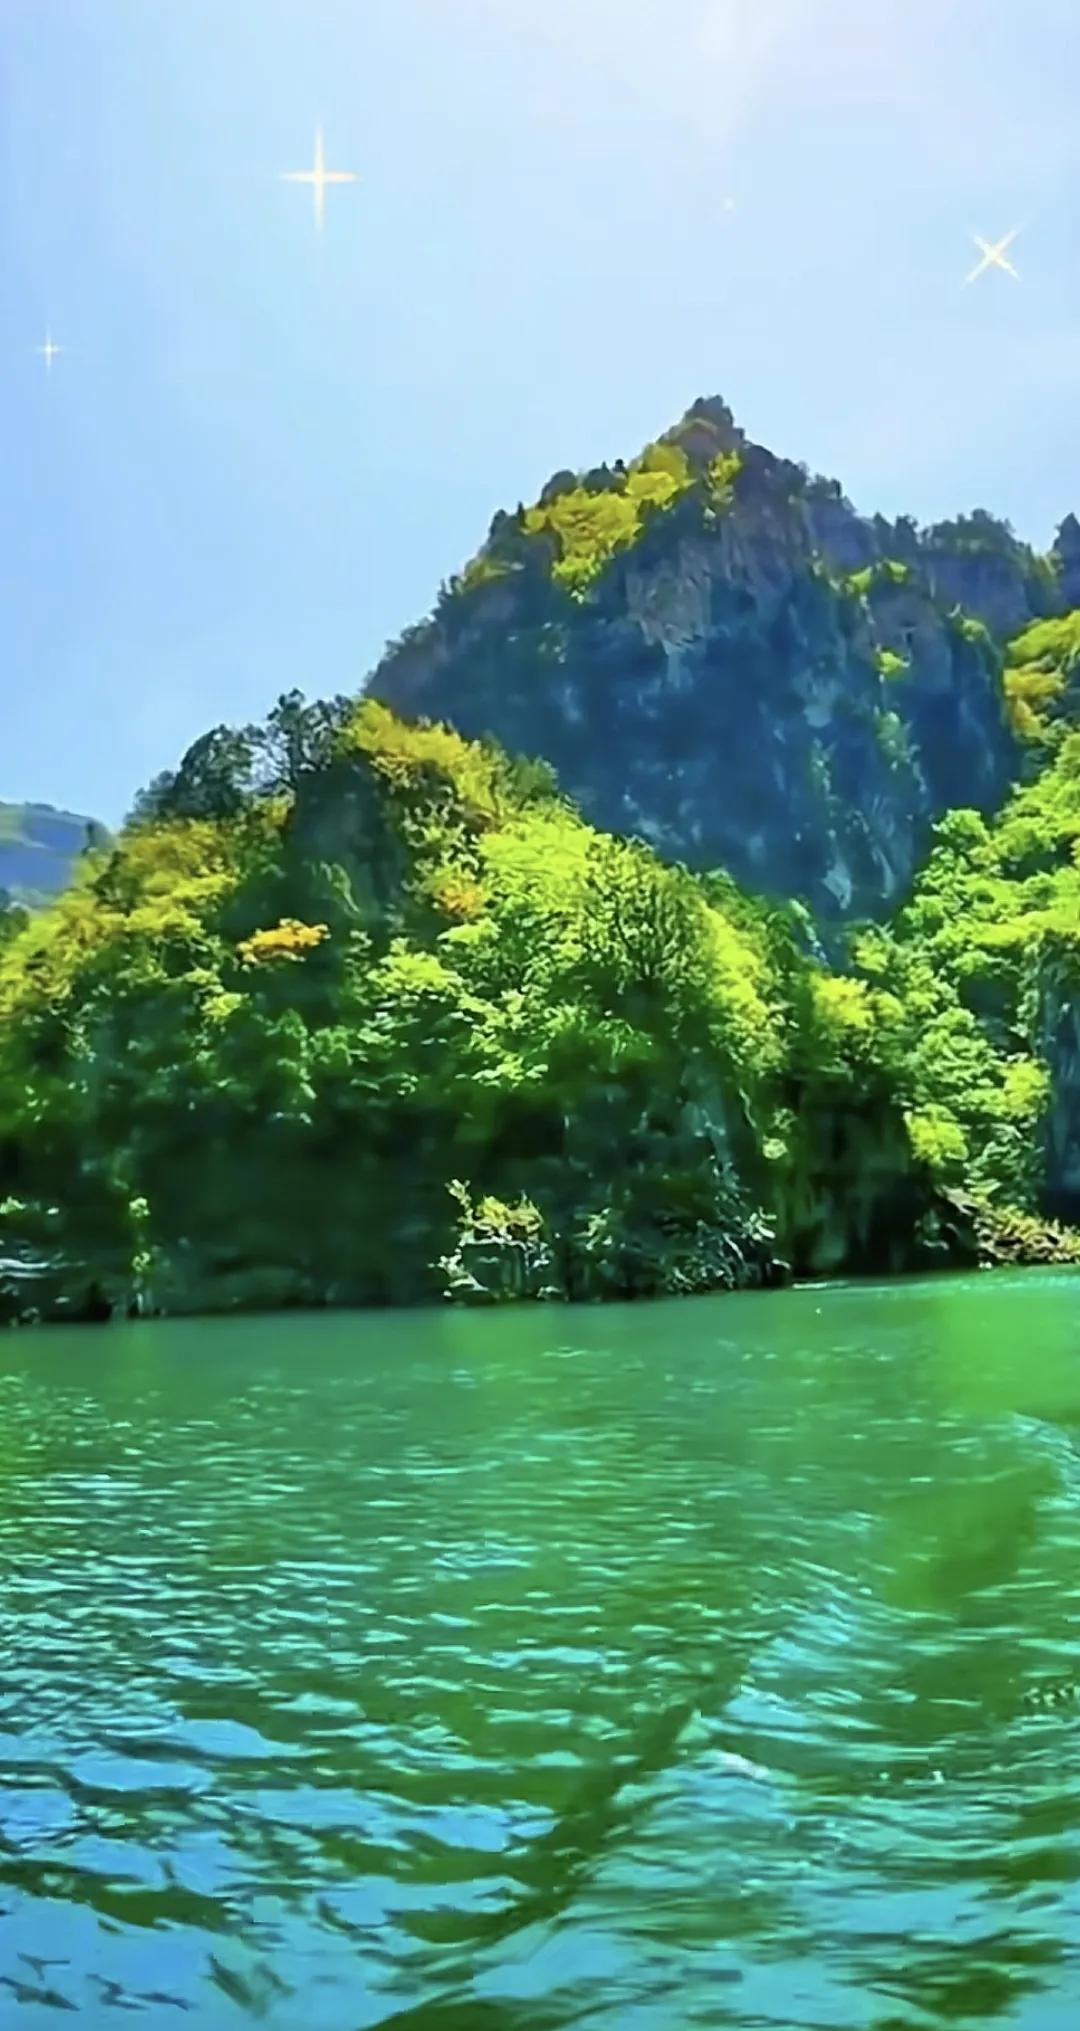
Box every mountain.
[371,397,1070,922]
[0,802,107,905]
[4,401,1080,1324]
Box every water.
[1,1273,1079,2028]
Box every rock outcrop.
[370,398,1059,922]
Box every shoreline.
[5,1247,1080,1334]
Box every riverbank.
[4,1188,1079,1327]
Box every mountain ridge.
[0,801,107,906]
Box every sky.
[2,0,1080,824]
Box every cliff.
[370,399,1067,921]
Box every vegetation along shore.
[4,398,1080,1323]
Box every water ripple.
[0,1277,1079,2023]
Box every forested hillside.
[4,403,1080,1322]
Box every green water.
[1,1275,1080,2027]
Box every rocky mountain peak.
[369,401,1072,921]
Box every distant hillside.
[0,803,107,905]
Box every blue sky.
[2,0,1079,823]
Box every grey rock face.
[371,404,1048,921]
[1052,514,1080,609]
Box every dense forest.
[4,401,1080,1322]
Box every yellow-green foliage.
[851,728,1080,1198]
[810,973,880,1053]
[238,919,330,967]
[905,1106,970,1173]
[0,813,277,1167]
[953,610,993,647]
[1003,611,1080,743]
[449,430,739,608]
[847,560,911,599]
[706,450,742,512]
[10,652,1079,1299]
[523,443,692,595]
[0,700,821,1290]
[447,1178,545,1244]
[876,649,910,681]
[424,868,487,921]
[0,819,246,1027]
[343,700,511,827]
[457,552,509,594]
[790,971,905,1095]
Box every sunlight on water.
[1,1273,1079,2026]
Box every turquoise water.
[1,1273,1079,2026]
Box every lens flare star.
[280,126,357,235]
[37,329,63,371]
[965,229,1021,285]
